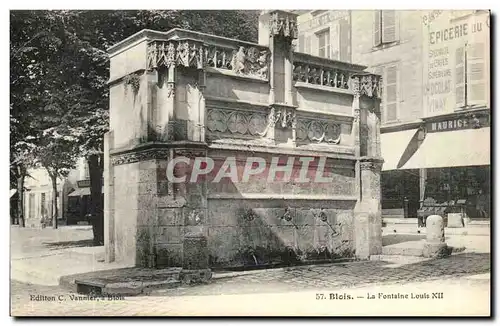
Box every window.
[375,64,399,123]
[316,29,330,58]
[456,42,488,108]
[83,159,90,179]
[298,34,305,53]
[374,10,398,47]
[28,193,35,219]
[40,193,46,216]
[305,35,312,54]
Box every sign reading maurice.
[423,10,490,117]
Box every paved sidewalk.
[10,226,131,286]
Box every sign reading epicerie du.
[423,10,490,117]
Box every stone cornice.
[208,142,356,160]
[359,157,384,171]
[110,141,209,165]
[108,28,264,56]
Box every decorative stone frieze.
[350,73,382,98]
[296,119,341,144]
[359,159,384,171]
[111,149,170,166]
[147,40,204,70]
[173,148,207,159]
[270,106,296,129]
[146,40,270,79]
[269,12,298,40]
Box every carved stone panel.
[206,108,269,137]
[296,119,342,144]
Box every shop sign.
[77,180,91,188]
[426,114,489,133]
[306,11,349,29]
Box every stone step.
[370,254,429,263]
[60,267,183,295]
[381,244,424,257]
[75,277,181,296]
[383,218,490,227]
[382,226,490,236]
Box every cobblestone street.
[11,251,490,316]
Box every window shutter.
[298,34,305,53]
[339,18,351,62]
[305,36,311,54]
[330,22,340,60]
[385,65,398,122]
[382,10,397,43]
[466,42,487,106]
[455,46,466,107]
[373,10,381,46]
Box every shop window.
[373,10,399,47]
[316,29,330,58]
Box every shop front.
[400,110,491,223]
[67,179,104,225]
[380,126,422,219]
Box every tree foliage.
[10,10,259,231]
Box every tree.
[35,127,79,228]
[10,10,260,240]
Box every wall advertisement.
[422,10,490,117]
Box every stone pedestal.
[354,159,383,259]
[423,215,449,258]
[447,213,463,228]
[179,232,212,285]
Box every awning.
[381,129,419,171]
[68,187,104,197]
[68,188,91,197]
[400,127,490,170]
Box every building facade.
[296,10,491,221]
[23,157,96,227]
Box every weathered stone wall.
[112,161,140,266]
[206,198,355,267]
[296,87,353,116]
[204,73,269,103]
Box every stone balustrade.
[146,38,271,80]
[293,52,382,96]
